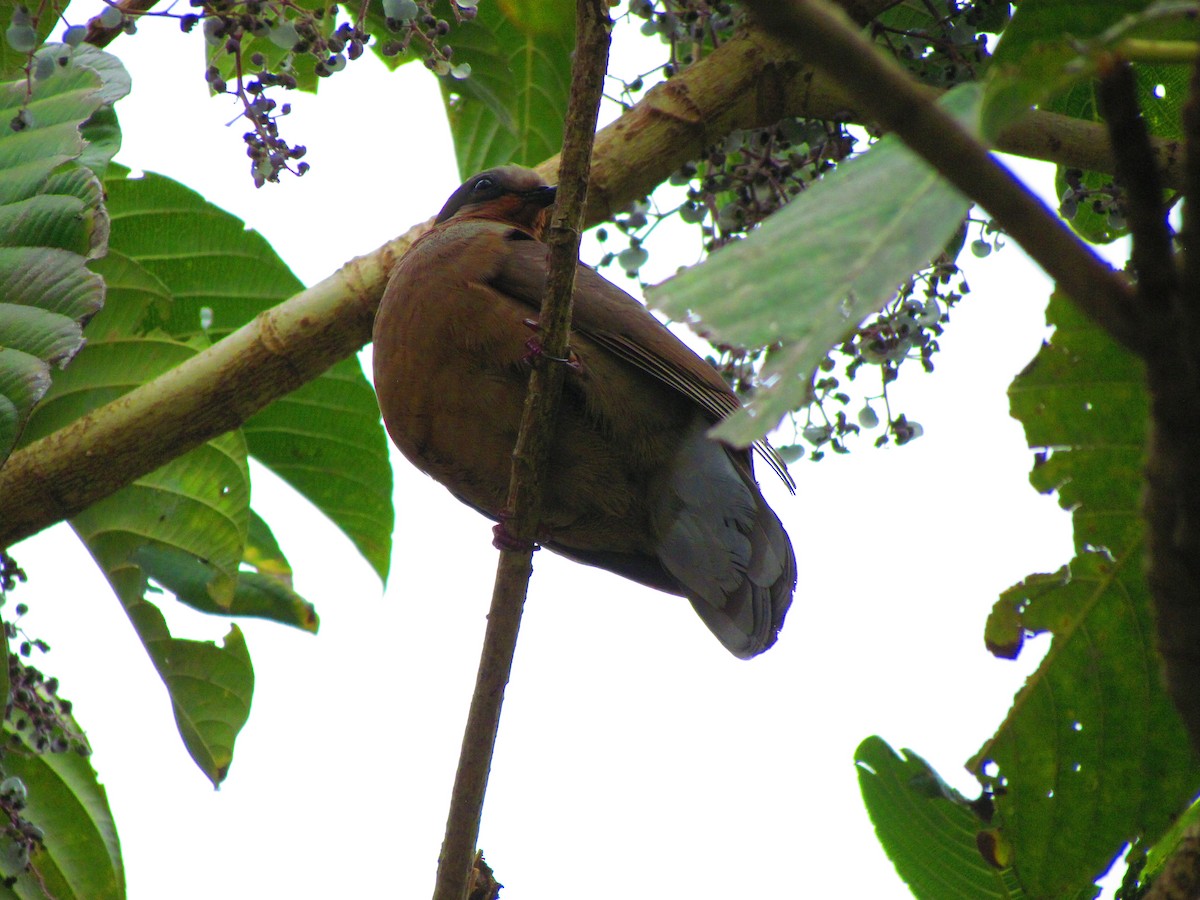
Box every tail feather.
[656,418,796,658]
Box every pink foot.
[520,319,584,373]
[492,520,537,553]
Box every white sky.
[7,5,1129,898]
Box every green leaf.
[83,554,253,790]
[132,542,318,633]
[161,624,253,789]
[245,509,294,586]
[981,0,1199,139]
[647,84,978,447]
[1131,796,1200,892]
[439,0,573,176]
[0,727,124,899]
[856,736,1028,900]
[0,53,111,464]
[495,0,573,36]
[101,171,394,583]
[1046,56,1183,244]
[110,564,253,789]
[968,292,1200,896]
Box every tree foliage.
[0,0,1196,896]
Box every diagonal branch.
[738,0,1142,354]
[429,3,611,899]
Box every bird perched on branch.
[372,166,796,658]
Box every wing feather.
[491,238,795,491]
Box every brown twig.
[84,0,159,48]
[1139,48,1200,755]
[1095,55,1176,315]
[738,0,1142,354]
[428,4,611,899]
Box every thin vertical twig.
[1138,47,1200,757]
[429,4,612,899]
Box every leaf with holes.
[1047,58,1183,244]
[967,292,1200,896]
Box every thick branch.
[429,4,611,900]
[739,0,1142,354]
[0,227,414,548]
[0,0,1162,548]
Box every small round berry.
[5,23,36,52]
[97,5,123,28]
[62,24,87,46]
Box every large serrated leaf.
[967,292,1200,896]
[647,84,978,447]
[439,0,573,175]
[856,736,1030,900]
[100,170,394,583]
[0,52,112,464]
[0,725,123,899]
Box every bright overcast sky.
[8,4,1131,898]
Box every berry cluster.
[377,0,475,78]
[4,0,480,185]
[181,0,371,186]
[5,5,91,130]
[593,0,1001,459]
[0,558,89,885]
[871,1,997,90]
[183,0,479,184]
[767,254,967,462]
[628,0,737,76]
[1059,167,1128,231]
[4,614,86,757]
[594,118,857,281]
